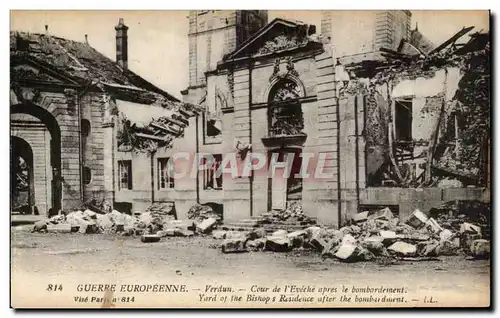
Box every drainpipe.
[335,83,342,228]
[76,87,87,209]
[248,61,254,217]
[354,95,360,214]
[195,115,200,204]
[150,150,155,203]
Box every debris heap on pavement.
[216,206,490,262]
[187,204,222,224]
[28,202,489,262]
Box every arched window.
[81,119,91,137]
[267,79,305,137]
[268,79,302,103]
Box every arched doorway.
[11,102,62,215]
[10,136,34,214]
[264,78,306,211]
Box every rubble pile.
[187,204,222,224]
[215,207,490,262]
[30,203,221,242]
[258,202,316,225]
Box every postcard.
[10,9,491,308]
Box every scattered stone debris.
[187,204,222,224]
[212,205,489,263]
[28,202,489,262]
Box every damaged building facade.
[11,11,490,227]
[10,19,200,217]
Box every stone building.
[11,11,490,227]
[10,19,193,216]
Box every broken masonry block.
[305,226,323,238]
[424,218,443,234]
[46,224,72,233]
[221,238,247,253]
[265,237,293,252]
[321,239,341,258]
[290,235,305,249]
[246,238,266,251]
[196,217,218,234]
[32,220,48,232]
[212,230,227,240]
[174,228,194,237]
[287,230,308,240]
[139,212,153,226]
[460,222,482,236]
[388,217,400,230]
[406,209,429,229]
[379,230,398,243]
[439,229,454,242]
[141,234,161,243]
[362,236,385,255]
[224,231,246,239]
[438,239,460,256]
[352,211,369,223]
[247,228,267,240]
[470,239,490,259]
[419,240,440,257]
[272,229,288,238]
[387,242,417,257]
[368,207,394,221]
[341,233,357,245]
[96,214,114,230]
[310,235,330,252]
[164,228,176,237]
[83,209,97,219]
[334,242,358,261]
[356,246,375,261]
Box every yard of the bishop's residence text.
[11,232,490,307]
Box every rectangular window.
[395,100,413,141]
[204,154,223,190]
[118,160,132,190]
[158,158,175,189]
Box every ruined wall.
[81,92,107,205]
[11,114,52,216]
[340,65,491,222]
[11,88,83,211]
[321,10,411,58]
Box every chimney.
[115,18,128,70]
[320,11,332,42]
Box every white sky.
[10,10,489,100]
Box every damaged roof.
[10,31,179,102]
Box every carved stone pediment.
[224,18,318,61]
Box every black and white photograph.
[9,9,491,308]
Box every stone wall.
[11,115,52,216]
[81,92,107,204]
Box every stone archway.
[10,136,34,214]
[11,102,62,215]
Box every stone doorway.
[11,103,62,216]
[268,148,303,211]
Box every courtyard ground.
[10,227,490,308]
